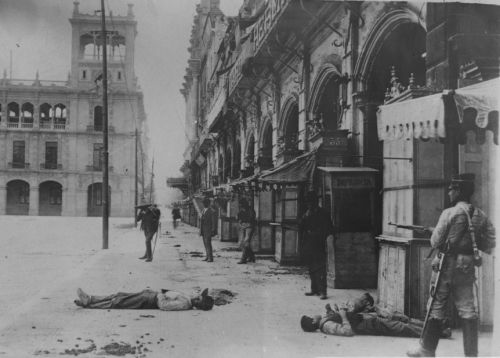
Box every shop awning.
[377,93,445,141]
[377,77,500,143]
[258,150,316,184]
[453,77,499,131]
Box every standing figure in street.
[237,198,256,264]
[136,204,161,262]
[299,191,334,300]
[172,206,181,229]
[200,197,216,262]
[407,173,495,357]
[74,287,214,311]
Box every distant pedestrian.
[172,206,181,229]
[407,173,495,357]
[237,198,256,264]
[299,191,334,300]
[74,288,214,311]
[200,197,216,262]
[136,204,161,262]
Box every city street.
[0,215,495,357]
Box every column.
[0,186,6,215]
[29,186,39,216]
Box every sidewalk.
[0,216,495,357]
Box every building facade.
[173,0,499,327]
[0,2,149,217]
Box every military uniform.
[408,174,495,357]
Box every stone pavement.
[0,216,495,357]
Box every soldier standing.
[136,204,161,262]
[407,173,495,357]
[299,191,334,300]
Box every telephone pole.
[101,0,110,249]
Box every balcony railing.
[40,163,62,170]
[7,122,19,128]
[8,162,30,169]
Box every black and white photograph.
[0,0,498,357]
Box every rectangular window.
[13,141,25,168]
[45,142,58,169]
[93,143,103,170]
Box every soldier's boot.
[138,251,147,259]
[407,318,442,357]
[462,318,478,357]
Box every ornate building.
[173,0,499,328]
[0,2,149,217]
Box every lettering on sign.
[332,176,374,189]
[253,0,290,51]
[327,137,348,147]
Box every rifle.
[420,249,446,346]
[388,222,434,234]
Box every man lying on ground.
[353,292,451,338]
[301,302,422,337]
[74,287,214,311]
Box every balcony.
[40,163,62,170]
[8,162,30,169]
[40,120,66,130]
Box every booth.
[317,167,379,289]
[376,78,498,325]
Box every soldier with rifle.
[406,173,495,357]
[136,204,161,262]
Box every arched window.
[94,106,103,131]
[8,102,19,123]
[54,104,67,129]
[21,102,34,127]
[39,103,52,128]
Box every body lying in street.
[301,293,450,338]
[74,288,214,311]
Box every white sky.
[0,0,241,205]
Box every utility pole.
[101,0,109,249]
[149,156,155,204]
[134,128,138,227]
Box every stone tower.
[68,1,137,91]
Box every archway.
[87,183,111,217]
[281,100,299,158]
[309,68,340,135]
[232,140,241,179]
[245,134,255,175]
[39,181,62,216]
[259,120,273,170]
[358,17,426,169]
[6,180,29,215]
